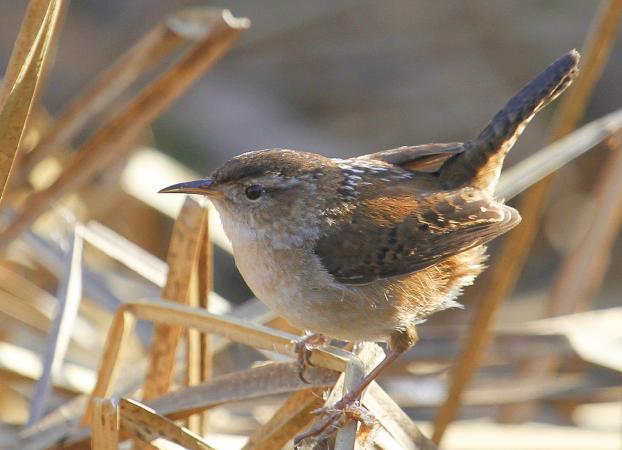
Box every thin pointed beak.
[158,178,218,196]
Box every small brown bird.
[160,50,579,443]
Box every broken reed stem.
[432,0,622,442]
[91,398,119,450]
[16,11,188,178]
[0,0,65,205]
[0,8,249,251]
[119,398,215,450]
[143,198,206,401]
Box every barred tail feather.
[439,50,580,193]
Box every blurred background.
[0,1,620,449]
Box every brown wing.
[315,187,520,285]
[360,143,466,173]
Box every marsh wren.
[160,50,579,443]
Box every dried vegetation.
[0,1,621,450]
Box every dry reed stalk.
[120,147,233,253]
[19,395,89,450]
[18,224,125,314]
[16,11,190,178]
[200,228,214,341]
[78,220,167,285]
[143,198,206,401]
[0,289,50,331]
[432,0,622,442]
[295,343,387,450]
[28,231,84,424]
[0,8,249,251]
[82,299,351,426]
[0,264,58,331]
[0,342,94,396]
[496,0,622,422]
[54,364,338,450]
[294,342,435,450]
[118,398,215,450]
[548,130,622,315]
[0,0,65,204]
[128,301,351,372]
[516,308,622,374]
[198,231,214,431]
[75,218,232,315]
[183,209,206,433]
[146,358,618,415]
[149,362,339,420]
[304,365,349,450]
[82,309,136,426]
[497,107,622,201]
[0,263,56,304]
[241,388,326,450]
[382,370,620,408]
[365,384,437,450]
[135,200,197,448]
[21,362,333,450]
[60,378,460,450]
[186,217,213,434]
[394,328,575,368]
[498,130,622,422]
[335,343,385,450]
[30,343,434,450]
[91,398,118,450]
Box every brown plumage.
[159,50,580,443]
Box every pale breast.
[216,199,332,322]
[228,239,400,341]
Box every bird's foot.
[293,332,329,383]
[293,394,377,447]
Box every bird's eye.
[245,184,262,200]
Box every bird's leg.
[293,332,329,383]
[300,402,377,447]
[294,347,401,445]
[294,327,418,446]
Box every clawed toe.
[294,398,377,447]
[294,410,341,447]
[293,333,328,383]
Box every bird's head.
[159,149,331,246]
